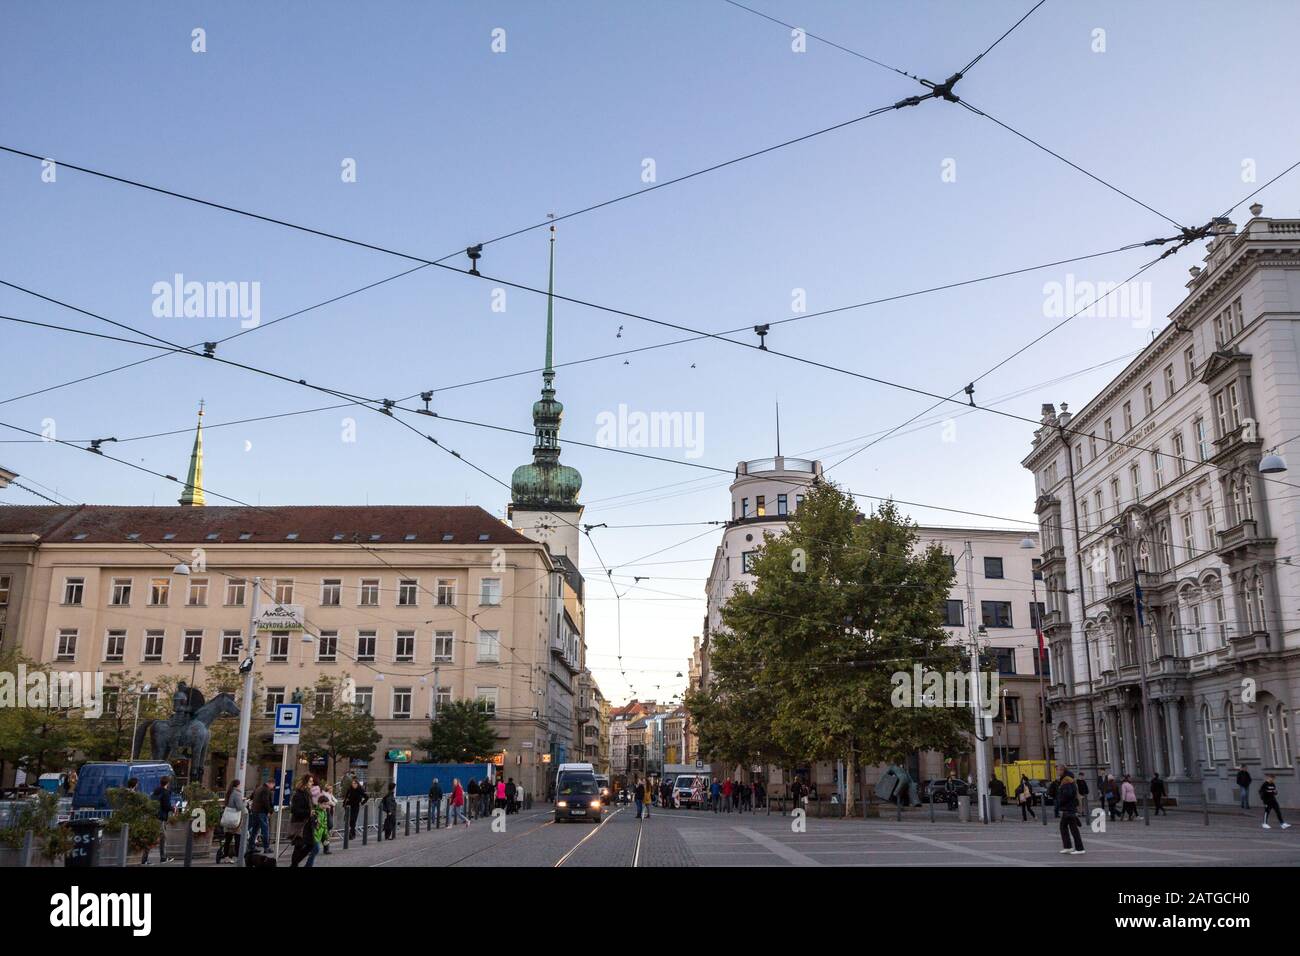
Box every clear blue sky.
[2,0,1298,704]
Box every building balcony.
[1216,519,1275,563]
[1106,570,1160,603]
[1228,628,1272,658]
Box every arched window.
[1266,706,1281,767]
[1281,706,1293,766]
[1254,577,1267,633]
[1202,704,1216,767]
[1166,610,1178,657]
[1226,699,1240,765]
[1100,716,1111,764]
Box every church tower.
[178,400,206,507]
[508,224,583,562]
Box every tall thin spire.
[178,399,206,507]
[545,214,556,376]
[775,400,781,456]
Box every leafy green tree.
[702,482,972,808]
[0,650,80,780]
[415,699,497,763]
[299,675,380,783]
[78,670,150,762]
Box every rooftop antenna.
[775,400,781,456]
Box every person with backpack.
[505,777,518,814]
[288,777,316,867]
[142,775,174,865]
[1260,774,1291,829]
[1076,774,1090,816]
[1016,777,1036,821]
[1104,774,1120,821]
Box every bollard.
[362,804,369,845]
[405,801,411,837]
[119,824,130,867]
[415,799,421,834]
[1143,795,1150,826]
[1042,794,1048,826]
[895,797,902,822]
[929,794,935,823]
[19,829,34,867]
[184,826,194,868]
[1202,790,1210,826]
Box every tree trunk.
[844,745,854,817]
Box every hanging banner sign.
[255,604,305,632]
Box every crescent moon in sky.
[243,440,253,452]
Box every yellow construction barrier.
[994,759,1057,797]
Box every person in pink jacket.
[1120,775,1138,821]
[450,778,470,827]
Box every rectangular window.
[314,686,334,714]
[1104,418,1113,443]
[149,577,170,606]
[317,630,338,663]
[183,630,203,662]
[1184,345,1196,382]
[1030,602,1046,630]
[395,630,415,662]
[1003,696,1022,723]
[143,630,164,662]
[219,630,242,662]
[320,579,342,606]
[264,686,285,718]
[392,687,412,720]
[433,631,454,662]
[1122,401,1133,432]
[777,494,788,516]
[434,686,452,709]
[110,578,132,606]
[983,557,1004,579]
[1089,432,1098,461]
[1214,314,1225,346]
[104,630,126,663]
[980,601,1013,628]
[436,579,455,606]
[1194,419,1209,460]
[741,497,749,518]
[1080,498,1090,533]
[354,687,373,715]
[56,628,78,661]
[476,629,500,663]
[398,579,418,606]
[1094,490,1104,522]
[268,631,289,663]
[476,686,498,716]
[187,578,209,606]
[1164,364,1176,399]
[357,630,376,662]
[225,578,246,606]
[1110,477,1122,515]
[63,577,85,605]
[1152,449,1164,490]
[1203,503,1217,547]
[991,648,1017,675]
[479,578,502,606]
[755,495,766,517]
[1172,431,1186,476]
[1181,513,1195,556]
[795,494,804,510]
[741,551,757,574]
[943,600,964,627]
[274,579,294,604]
[1130,463,1142,502]
[1214,383,1241,437]
[359,579,380,606]
[1143,383,1154,416]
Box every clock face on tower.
[534,518,557,539]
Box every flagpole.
[1128,516,1158,783]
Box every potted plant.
[169,783,222,860]
[0,792,62,865]
[105,787,161,866]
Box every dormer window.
[162,532,176,541]
[285,532,299,541]
[332,533,345,541]
[442,533,454,542]
[127,532,141,540]
[205,532,220,541]
[478,533,490,541]
[369,533,382,541]
[239,531,253,541]
[73,532,89,541]
[404,533,417,541]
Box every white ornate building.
[1022,207,1300,807]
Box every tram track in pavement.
[553,805,627,866]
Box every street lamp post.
[963,541,991,822]
[1121,514,1159,782]
[129,684,152,762]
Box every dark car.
[922,778,971,803]
[555,776,602,823]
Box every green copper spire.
[510,226,582,511]
[178,400,206,507]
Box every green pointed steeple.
[510,225,582,511]
[178,400,206,507]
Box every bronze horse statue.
[133,691,240,783]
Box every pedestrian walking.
[1047,776,1060,818]
[1120,775,1138,821]
[495,777,507,813]
[288,777,315,867]
[466,778,479,820]
[142,775,173,865]
[428,777,444,828]
[381,782,398,840]
[1076,774,1090,816]
[1056,772,1086,855]
[710,779,721,812]
[944,773,959,812]
[722,777,733,813]
[754,779,765,809]
[1150,773,1167,816]
[1260,775,1291,829]
[215,779,244,863]
[1236,767,1253,810]
[1016,777,1036,821]
[505,777,517,814]
[1104,774,1120,821]
[450,778,469,827]
[343,776,367,839]
[633,779,645,818]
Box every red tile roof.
[0,504,535,546]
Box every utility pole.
[964,541,991,822]
[233,577,261,830]
[1030,573,1050,773]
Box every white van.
[554,762,601,823]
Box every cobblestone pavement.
[302,801,1299,867]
